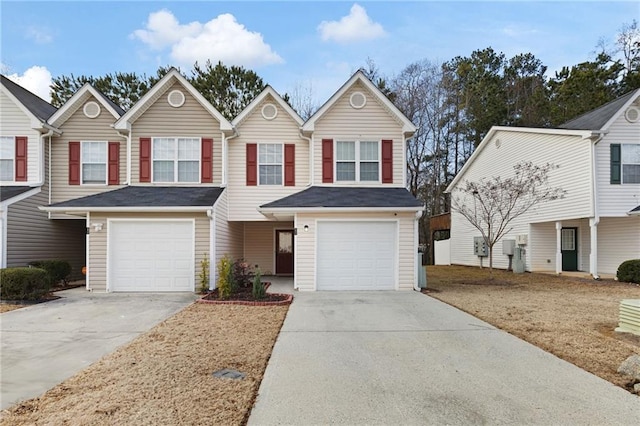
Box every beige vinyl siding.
[130,81,223,185]
[295,212,416,291]
[312,81,405,185]
[87,212,209,292]
[597,216,640,275]
[0,90,42,183]
[243,221,293,275]
[595,98,640,216]
[214,190,243,283]
[6,189,85,279]
[228,94,310,220]
[50,95,124,210]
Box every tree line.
[48,21,639,257]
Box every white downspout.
[555,221,562,274]
[207,208,216,290]
[589,134,604,279]
[39,130,53,186]
[224,129,239,189]
[299,130,313,186]
[86,212,91,291]
[47,131,53,218]
[0,207,7,268]
[414,209,421,291]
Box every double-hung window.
[622,144,640,183]
[81,141,107,184]
[259,144,282,185]
[0,136,14,181]
[152,137,200,183]
[336,140,379,182]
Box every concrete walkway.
[249,291,640,425]
[0,288,196,409]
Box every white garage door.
[317,221,396,290]
[109,220,194,292]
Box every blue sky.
[1,1,638,105]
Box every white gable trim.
[114,68,233,132]
[48,84,121,127]
[601,88,640,132]
[232,85,303,126]
[0,84,50,130]
[302,70,416,135]
[445,126,597,192]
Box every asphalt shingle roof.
[260,186,423,209]
[559,89,640,131]
[0,186,35,202]
[93,87,126,117]
[49,186,224,208]
[630,205,640,214]
[1,75,57,122]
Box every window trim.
[151,137,201,183]
[621,143,640,184]
[334,139,381,183]
[258,143,283,186]
[0,136,15,182]
[80,141,108,186]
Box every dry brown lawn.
[0,304,23,313]
[0,303,288,425]
[425,265,640,391]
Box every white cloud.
[502,24,538,38]
[318,4,386,43]
[5,66,53,102]
[26,27,53,44]
[132,9,282,68]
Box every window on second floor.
[81,141,107,184]
[152,137,200,183]
[259,143,283,185]
[336,140,379,182]
[612,143,640,184]
[0,136,14,181]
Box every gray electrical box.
[473,237,488,257]
[502,239,515,256]
[513,247,526,273]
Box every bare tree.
[451,161,565,272]
[285,80,318,121]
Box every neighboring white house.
[446,89,640,278]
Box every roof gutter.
[258,206,424,215]
[39,206,213,213]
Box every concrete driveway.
[249,291,640,425]
[1,287,196,409]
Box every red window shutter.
[68,142,81,185]
[15,136,28,181]
[108,142,120,185]
[139,137,151,183]
[201,138,213,183]
[246,144,257,186]
[322,139,333,183]
[284,144,295,186]
[382,139,393,183]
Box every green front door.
[561,227,578,271]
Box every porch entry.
[275,229,294,275]
[561,227,578,271]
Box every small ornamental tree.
[451,161,565,272]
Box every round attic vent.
[624,106,640,123]
[167,90,185,108]
[350,91,366,109]
[261,103,278,120]
[83,101,101,119]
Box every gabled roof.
[302,70,416,135]
[48,83,124,127]
[43,186,224,212]
[260,186,423,211]
[232,85,303,126]
[114,68,233,132]
[629,205,640,216]
[0,74,57,125]
[559,89,640,131]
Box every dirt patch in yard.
[0,304,23,313]
[0,303,288,425]
[425,265,640,391]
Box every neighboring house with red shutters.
[0,75,84,275]
[43,69,424,292]
[445,89,640,278]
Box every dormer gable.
[48,84,123,128]
[0,75,58,131]
[232,85,303,127]
[114,68,233,133]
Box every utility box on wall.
[473,237,488,257]
[502,239,515,255]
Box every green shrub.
[0,267,51,301]
[217,255,233,300]
[617,259,640,284]
[199,254,210,294]
[27,260,72,285]
[252,270,266,300]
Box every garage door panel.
[109,220,194,292]
[317,221,396,291]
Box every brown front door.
[275,230,294,275]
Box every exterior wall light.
[304,225,309,232]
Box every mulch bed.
[198,284,293,306]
